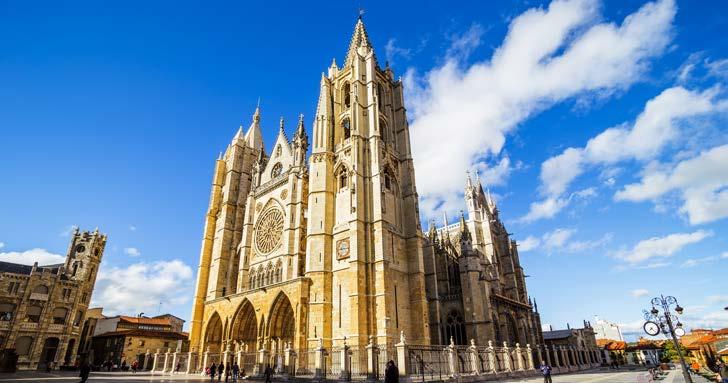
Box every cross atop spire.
[344,17,377,66]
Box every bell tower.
[306,17,430,348]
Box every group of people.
[206,361,247,382]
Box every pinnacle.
[344,17,378,66]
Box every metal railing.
[408,345,449,381]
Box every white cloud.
[722,252,728,259]
[92,260,193,316]
[385,38,411,67]
[124,247,141,257]
[612,230,711,264]
[520,197,569,222]
[707,295,728,304]
[680,256,718,268]
[518,227,611,253]
[0,248,66,266]
[406,0,677,218]
[518,236,541,252]
[525,86,725,221]
[129,225,137,232]
[630,289,650,298]
[616,144,728,225]
[0,242,4,249]
[59,225,78,237]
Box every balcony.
[29,293,49,301]
[19,322,38,331]
[48,324,65,333]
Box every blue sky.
[1,0,727,339]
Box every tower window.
[378,84,385,110]
[339,173,348,189]
[342,118,351,140]
[343,83,351,108]
[379,118,387,143]
[384,174,391,190]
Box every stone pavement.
[0,369,717,383]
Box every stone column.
[340,339,351,381]
[395,332,411,380]
[284,342,293,375]
[446,338,459,378]
[222,342,232,375]
[551,345,559,369]
[544,345,551,368]
[514,343,524,371]
[202,347,210,376]
[186,349,197,374]
[162,348,171,373]
[468,339,480,375]
[502,342,512,372]
[365,336,379,382]
[255,346,269,376]
[172,351,179,374]
[526,344,534,370]
[536,345,544,368]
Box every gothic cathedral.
[188,18,541,366]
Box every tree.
[661,341,686,362]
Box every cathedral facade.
[188,18,541,367]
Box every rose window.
[255,208,284,254]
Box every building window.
[342,118,351,140]
[0,303,15,321]
[444,311,466,346]
[384,174,391,190]
[271,162,283,178]
[27,305,42,323]
[339,173,348,190]
[379,118,387,143]
[74,310,83,326]
[377,83,385,110]
[52,307,68,325]
[32,285,49,295]
[15,336,33,356]
[343,83,351,108]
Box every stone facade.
[423,177,543,347]
[0,228,106,370]
[188,18,543,374]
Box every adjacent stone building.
[0,228,106,370]
[188,18,543,373]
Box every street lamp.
[642,295,692,383]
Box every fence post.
[172,351,179,374]
[526,344,534,370]
[366,335,379,382]
[535,344,543,368]
[202,347,210,375]
[314,337,325,381]
[152,348,160,372]
[502,342,512,372]
[487,341,497,375]
[186,347,197,374]
[514,343,524,371]
[446,337,459,378]
[395,331,410,381]
[468,339,480,375]
[284,342,293,376]
[255,345,268,376]
[144,349,151,371]
[340,338,352,381]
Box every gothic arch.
[266,292,295,345]
[204,312,224,353]
[443,309,467,346]
[230,299,258,347]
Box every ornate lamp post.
[642,295,691,383]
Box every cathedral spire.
[244,105,264,150]
[344,17,377,66]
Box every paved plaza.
[0,369,715,383]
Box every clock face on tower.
[336,239,350,259]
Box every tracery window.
[339,173,348,190]
[271,162,283,178]
[444,310,467,346]
[377,84,385,110]
[343,83,351,108]
[342,118,351,140]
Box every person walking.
[131,360,138,373]
[209,363,217,382]
[540,361,553,383]
[232,362,240,382]
[691,361,700,374]
[715,360,728,383]
[218,363,224,382]
[384,360,399,383]
[79,362,91,383]
[264,364,273,383]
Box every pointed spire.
[344,17,377,66]
[279,116,285,133]
[296,114,305,136]
[244,104,264,150]
[466,170,473,189]
[534,298,539,313]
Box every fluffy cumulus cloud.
[0,248,66,266]
[91,260,193,315]
[616,144,728,225]
[525,86,726,222]
[612,230,711,265]
[630,289,650,298]
[405,0,677,218]
[124,247,141,257]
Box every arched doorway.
[64,339,76,365]
[231,299,258,370]
[204,312,224,360]
[38,337,59,370]
[267,293,295,370]
[505,314,520,346]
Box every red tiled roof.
[118,316,171,326]
[93,329,187,340]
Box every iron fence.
[408,345,449,381]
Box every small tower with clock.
[64,227,106,289]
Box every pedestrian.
[131,360,138,373]
[210,363,217,382]
[715,360,728,383]
[176,361,181,373]
[691,361,700,374]
[540,361,553,383]
[264,364,273,383]
[384,360,398,383]
[232,362,240,382]
[218,363,224,382]
[79,362,91,383]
